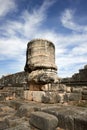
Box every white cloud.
[0,0,56,76]
[0,0,53,57]
[0,2,87,78]
[0,0,16,17]
[61,9,87,32]
[0,0,55,39]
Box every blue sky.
[0,0,87,78]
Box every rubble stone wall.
[61,64,87,86]
[0,71,28,88]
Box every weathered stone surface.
[5,116,24,127]
[69,93,82,101]
[25,39,57,72]
[5,122,30,130]
[32,91,64,103]
[82,95,87,100]
[82,90,87,95]
[33,105,61,112]
[0,104,3,112]
[24,91,64,103]
[43,107,74,130]
[83,86,87,90]
[66,87,71,93]
[28,70,58,85]
[61,64,87,86]
[0,71,28,88]
[15,104,35,117]
[0,120,9,130]
[29,111,58,130]
[57,93,65,103]
[42,92,61,103]
[24,39,59,93]
[24,91,33,101]
[42,92,65,103]
[33,91,45,102]
[41,106,87,130]
[58,84,66,92]
[82,87,87,100]
[56,127,65,130]
[64,93,82,101]
[6,100,24,110]
[0,94,4,101]
[1,98,87,130]
[0,107,2,112]
[29,82,60,92]
[30,125,42,130]
[74,115,87,130]
[41,83,59,91]
[1,106,14,112]
[71,87,82,93]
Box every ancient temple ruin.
[61,64,87,86]
[0,39,87,130]
[0,39,87,103]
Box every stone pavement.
[0,99,87,130]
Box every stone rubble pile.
[0,100,87,130]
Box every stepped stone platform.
[0,99,87,130]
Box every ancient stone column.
[24,39,58,91]
[25,39,57,71]
[24,39,60,103]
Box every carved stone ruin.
[24,39,59,103]
[24,39,58,90]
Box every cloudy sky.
[0,0,87,78]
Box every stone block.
[0,94,4,101]
[66,87,71,93]
[64,93,70,102]
[83,87,87,90]
[41,105,87,130]
[32,91,65,103]
[64,93,82,101]
[7,100,24,110]
[82,94,87,100]
[5,122,31,130]
[30,125,42,130]
[82,90,87,95]
[74,115,87,130]
[58,84,66,92]
[41,84,49,91]
[0,107,2,112]
[42,92,65,103]
[15,104,35,117]
[41,83,60,91]
[0,120,9,130]
[42,92,59,103]
[1,106,14,113]
[24,91,33,101]
[5,117,22,127]
[24,91,65,103]
[57,93,65,103]
[42,107,75,130]
[69,93,82,101]
[29,111,58,130]
[29,84,41,91]
[71,87,82,93]
[33,91,45,102]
